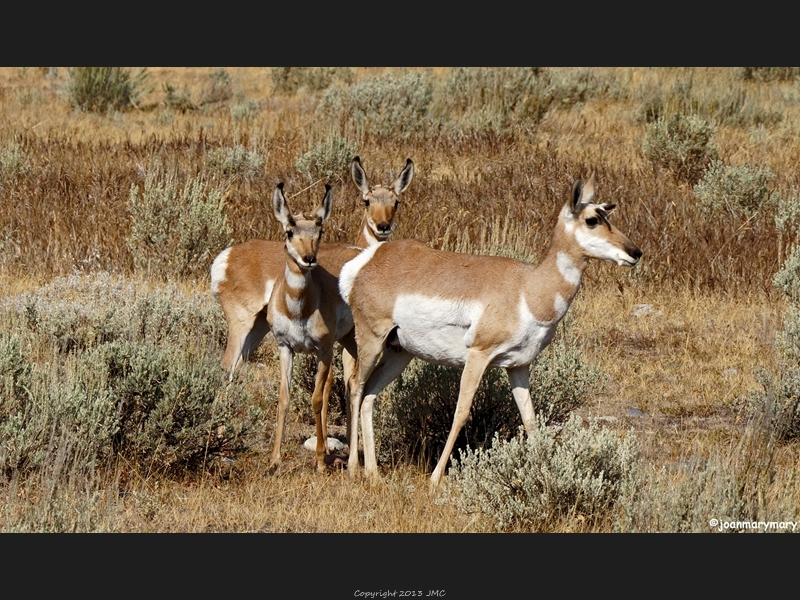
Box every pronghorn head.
[351,156,414,243]
[564,173,642,267]
[272,183,333,271]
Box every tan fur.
[341,174,642,488]
[266,184,361,472]
[211,158,414,472]
[212,156,414,379]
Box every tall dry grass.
[1,67,799,533]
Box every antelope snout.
[623,243,643,266]
[376,222,392,234]
[303,255,318,267]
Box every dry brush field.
[1,67,799,534]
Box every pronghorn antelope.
[210,156,414,380]
[339,174,642,488]
[266,183,360,472]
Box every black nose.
[304,255,317,265]
[629,245,643,261]
[377,223,391,233]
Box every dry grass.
[1,66,799,534]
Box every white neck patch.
[339,243,381,303]
[557,251,582,287]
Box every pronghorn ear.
[600,203,617,214]
[571,179,583,215]
[580,172,596,205]
[272,183,294,229]
[351,156,370,197]
[314,184,333,223]
[393,158,414,195]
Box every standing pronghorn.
[339,174,642,488]
[210,156,414,380]
[266,183,359,472]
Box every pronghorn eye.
[286,230,294,239]
[364,200,370,207]
[585,217,599,228]
[394,200,399,209]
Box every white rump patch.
[339,244,381,303]
[210,247,231,298]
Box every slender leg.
[221,315,254,380]
[430,349,491,488]
[360,349,414,480]
[507,364,537,434]
[347,335,386,478]
[312,351,334,471]
[222,309,270,381]
[320,362,335,452]
[240,312,270,367]
[341,345,357,446]
[269,345,293,472]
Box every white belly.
[392,293,558,369]
[393,294,480,367]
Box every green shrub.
[230,94,259,121]
[774,245,800,301]
[450,416,638,531]
[636,75,782,128]
[374,339,602,468]
[316,71,434,139]
[701,88,782,128]
[743,252,800,441]
[548,67,622,108]
[0,274,259,478]
[530,340,603,423]
[64,67,150,113]
[293,350,348,427]
[127,168,232,279]
[200,68,233,106]
[746,368,800,442]
[0,339,258,478]
[269,67,354,95]
[0,140,29,178]
[206,144,264,179]
[162,83,197,113]
[87,340,258,473]
[739,67,800,82]
[693,160,775,218]
[774,191,800,237]
[431,67,553,135]
[615,415,785,532]
[7,272,228,353]
[642,112,718,183]
[295,132,358,183]
[0,332,32,403]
